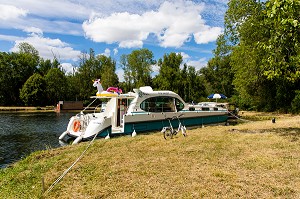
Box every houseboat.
[59,85,228,144]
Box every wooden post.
[42,177,45,194]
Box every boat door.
[117,99,127,127]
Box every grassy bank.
[1,113,300,198]
[0,106,55,112]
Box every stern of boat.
[59,112,111,144]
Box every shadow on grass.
[229,127,300,142]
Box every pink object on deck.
[106,87,122,94]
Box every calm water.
[0,112,73,168]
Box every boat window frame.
[140,96,184,112]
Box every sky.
[0,0,228,81]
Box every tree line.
[1,0,299,113]
[201,0,300,113]
[0,43,207,107]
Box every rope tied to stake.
[43,128,101,195]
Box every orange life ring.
[72,120,81,132]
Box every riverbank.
[1,112,300,198]
[0,106,96,113]
[0,106,55,112]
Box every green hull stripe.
[123,115,228,135]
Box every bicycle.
[176,114,187,137]
[161,114,187,139]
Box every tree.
[0,52,14,105]
[20,73,46,106]
[38,59,52,76]
[45,68,68,105]
[96,55,119,90]
[201,34,234,98]
[0,43,39,105]
[153,53,182,94]
[121,49,155,90]
[72,49,120,100]
[185,65,206,103]
[18,42,39,60]
[224,0,300,112]
[75,49,101,99]
[261,0,300,82]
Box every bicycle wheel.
[163,128,172,139]
[181,126,187,137]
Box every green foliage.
[201,34,234,98]
[72,50,120,99]
[222,0,300,112]
[96,55,119,90]
[75,49,104,99]
[291,90,300,114]
[0,42,228,107]
[261,0,300,83]
[0,47,38,105]
[38,59,52,76]
[44,68,68,105]
[180,65,206,103]
[20,73,46,106]
[0,52,14,105]
[121,48,155,91]
[153,52,182,94]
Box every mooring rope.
[227,111,253,122]
[43,129,101,196]
[82,98,98,112]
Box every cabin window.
[140,97,184,112]
[189,107,195,111]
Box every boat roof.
[90,86,178,100]
[90,93,136,99]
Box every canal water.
[0,112,73,168]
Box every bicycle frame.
[161,114,186,139]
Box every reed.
[1,113,300,198]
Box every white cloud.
[119,40,143,48]
[83,12,150,45]
[177,52,190,59]
[194,26,223,44]
[0,2,84,36]
[176,51,207,71]
[101,48,111,57]
[1,1,88,20]
[61,62,74,74]
[0,4,27,20]
[151,63,160,75]
[116,68,124,82]
[186,57,207,71]
[0,34,23,41]
[23,27,43,36]
[83,0,222,48]
[10,31,81,62]
[113,48,118,55]
[0,0,227,77]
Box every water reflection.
[0,112,73,168]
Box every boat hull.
[67,112,228,140]
[122,113,228,135]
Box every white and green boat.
[59,86,228,144]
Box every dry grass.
[1,113,300,198]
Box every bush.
[291,90,300,114]
[20,73,46,106]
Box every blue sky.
[0,0,228,81]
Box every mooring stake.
[272,118,276,123]
[42,176,45,195]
